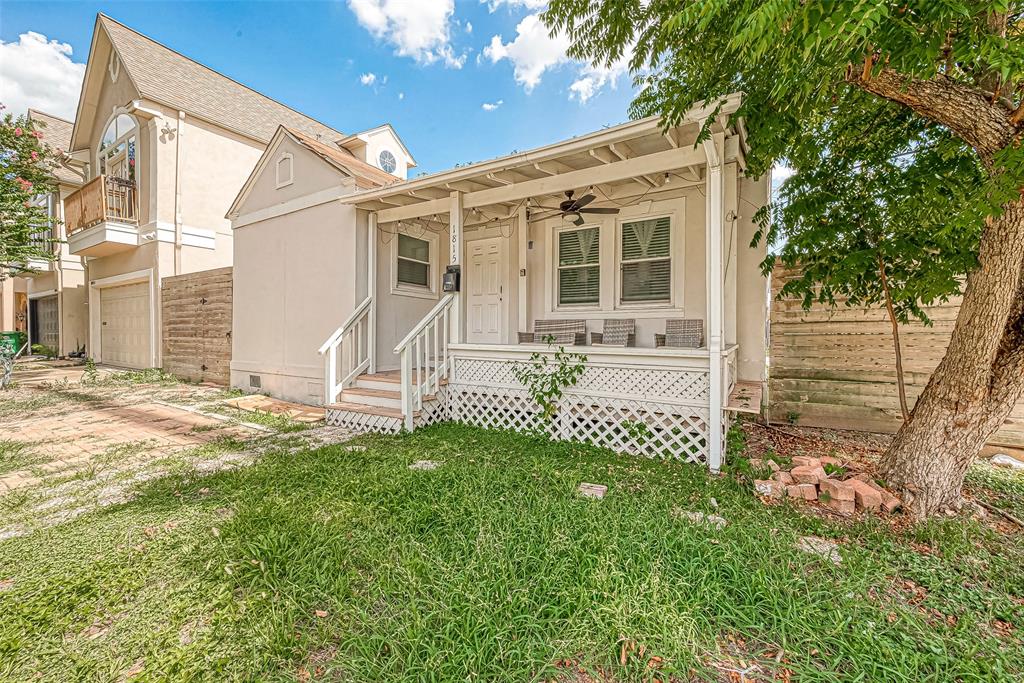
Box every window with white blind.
[396,233,431,289]
[619,216,672,304]
[557,226,600,306]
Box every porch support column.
[516,202,529,337]
[703,132,726,472]
[449,191,464,344]
[368,211,378,374]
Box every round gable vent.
[378,149,397,174]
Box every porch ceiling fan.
[530,189,619,226]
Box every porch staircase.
[321,294,455,434]
[325,369,444,434]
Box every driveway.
[0,360,348,540]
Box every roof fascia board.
[374,144,707,224]
[344,116,666,204]
[71,17,144,151]
[342,95,741,205]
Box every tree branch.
[847,67,1019,160]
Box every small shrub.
[511,337,587,431]
[31,344,57,358]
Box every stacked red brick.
[752,455,901,514]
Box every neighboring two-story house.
[0,110,86,356]
[21,110,89,356]
[58,14,412,368]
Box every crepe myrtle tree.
[1,106,61,277]
[545,1,1024,518]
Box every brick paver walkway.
[0,402,253,494]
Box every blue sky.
[0,1,639,176]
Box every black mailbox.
[443,265,461,292]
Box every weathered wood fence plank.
[769,263,1024,449]
[161,267,232,385]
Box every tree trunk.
[877,254,910,421]
[879,197,1024,517]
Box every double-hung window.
[620,216,671,304]
[557,226,600,306]
[396,233,431,289]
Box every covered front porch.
[319,95,767,469]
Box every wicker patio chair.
[654,319,704,348]
[589,319,636,347]
[518,319,587,345]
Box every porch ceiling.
[341,94,746,228]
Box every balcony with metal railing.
[65,175,140,256]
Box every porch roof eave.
[342,93,745,223]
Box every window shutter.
[621,217,671,303]
[558,227,598,266]
[559,265,600,304]
[558,227,600,305]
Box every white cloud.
[569,47,632,104]
[484,0,549,11]
[483,13,569,91]
[360,72,377,86]
[398,92,405,100]
[0,31,84,121]
[481,100,503,111]
[465,21,473,34]
[348,0,465,68]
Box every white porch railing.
[395,294,455,431]
[723,344,739,405]
[318,296,372,405]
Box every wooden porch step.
[327,401,418,420]
[727,381,763,414]
[358,370,401,383]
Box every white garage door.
[100,282,151,368]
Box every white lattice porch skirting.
[414,345,732,464]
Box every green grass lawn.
[1,424,1021,682]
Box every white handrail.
[319,296,373,405]
[319,296,371,355]
[395,294,455,430]
[393,294,455,353]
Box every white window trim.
[390,227,439,300]
[275,152,294,189]
[615,212,678,310]
[96,109,139,183]
[552,222,603,312]
[108,52,120,82]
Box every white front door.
[100,281,151,368]
[467,237,504,344]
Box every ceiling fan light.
[564,211,581,222]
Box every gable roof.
[226,126,400,220]
[337,123,417,168]
[286,128,399,189]
[27,110,83,186]
[90,14,343,144]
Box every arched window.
[99,113,138,182]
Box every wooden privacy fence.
[769,263,1024,450]
[161,267,232,384]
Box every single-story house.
[228,93,769,470]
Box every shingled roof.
[27,110,83,186]
[286,128,399,190]
[98,14,343,143]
